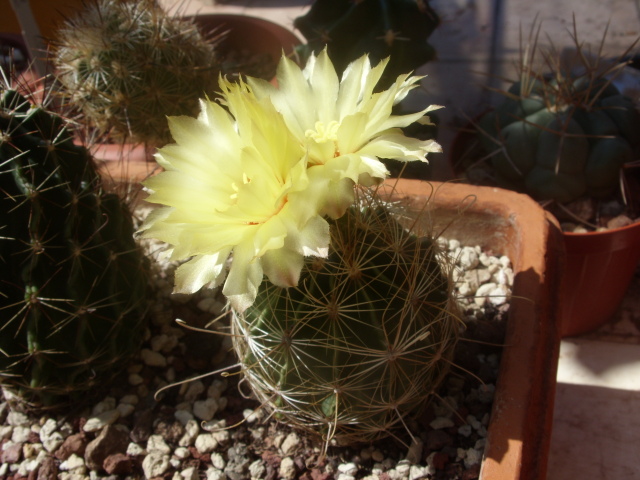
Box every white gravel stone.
[338,463,358,475]
[280,432,300,456]
[127,442,146,456]
[410,464,432,479]
[182,380,205,401]
[140,348,167,367]
[142,452,170,478]
[128,373,144,386]
[42,431,64,452]
[464,447,483,468]
[458,246,480,269]
[429,416,455,430]
[210,452,226,470]
[474,282,498,306]
[0,425,12,440]
[211,429,230,446]
[488,284,510,306]
[11,426,31,443]
[242,408,261,423]
[405,438,423,464]
[82,409,120,432]
[180,466,199,480]
[39,418,57,438]
[7,411,29,426]
[59,453,85,472]
[193,398,218,421]
[249,459,266,479]
[120,387,142,401]
[116,403,136,418]
[194,433,218,453]
[205,467,226,480]
[22,443,42,459]
[371,449,385,463]
[458,424,473,437]
[336,474,355,480]
[178,419,200,447]
[279,456,297,480]
[174,447,191,460]
[175,409,195,425]
[147,434,172,454]
[91,397,116,415]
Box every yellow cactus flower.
[248,49,443,217]
[139,80,330,312]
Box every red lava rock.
[1,442,23,463]
[84,425,129,471]
[309,469,332,480]
[425,429,453,451]
[36,455,58,480]
[432,451,450,470]
[103,453,134,475]
[54,433,87,461]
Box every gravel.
[0,232,512,480]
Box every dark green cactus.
[232,191,460,444]
[474,29,640,204]
[52,0,221,147]
[0,88,149,410]
[294,0,440,88]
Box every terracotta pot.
[560,222,640,337]
[191,13,301,71]
[387,179,563,480]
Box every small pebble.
[140,348,167,367]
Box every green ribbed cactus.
[0,88,149,410]
[474,28,640,204]
[232,191,460,444]
[52,0,221,147]
[294,0,440,89]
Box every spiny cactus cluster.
[233,190,460,444]
[474,29,640,204]
[294,0,440,89]
[0,87,149,410]
[53,0,221,147]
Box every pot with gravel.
[455,21,640,337]
[137,47,562,480]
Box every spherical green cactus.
[0,88,149,410]
[294,0,440,89]
[52,0,220,146]
[232,191,460,444]
[477,71,640,204]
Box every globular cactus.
[0,88,149,410]
[232,190,460,444]
[52,0,221,147]
[475,31,640,204]
[294,0,440,89]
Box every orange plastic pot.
[560,222,640,337]
[387,179,563,480]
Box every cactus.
[0,87,149,410]
[474,25,640,204]
[52,0,221,147]
[294,0,440,89]
[232,190,460,444]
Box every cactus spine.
[0,87,149,410]
[52,0,221,147]
[233,190,460,444]
[474,26,640,204]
